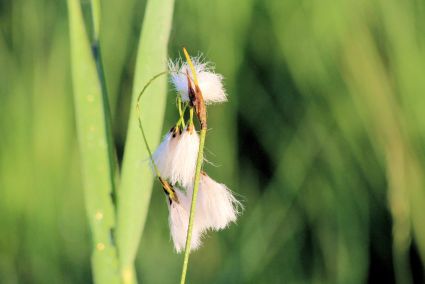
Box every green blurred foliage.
[1,0,425,283]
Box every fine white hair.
[152,128,180,179]
[169,126,200,188]
[187,173,242,231]
[167,189,203,253]
[152,125,201,188]
[169,57,227,105]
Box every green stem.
[189,107,194,126]
[177,97,183,115]
[135,72,180,203]
[136,106,160,178]
[180,127,206,284]
[135,71,168,178]
[176,104,188,129]
[177,97,186,128]
[136,71,168,106]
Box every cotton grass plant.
[137,49,242,283]
[68,0,240,281]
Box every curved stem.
[135,71,179,204]
[180,127,206,284]
[135,71,168,177]
[136,104,161,178]
[136,71,168,107]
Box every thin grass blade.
[67,0,120,282]
[116,0,175,282]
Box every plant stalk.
[180,47,207,284]
[180,127,206,284]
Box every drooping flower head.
[170,124,200,188]
[152,124,200,188]
[167,189,203,253]
[152,127,181,179]
[188,173,242,231]
[169,57,227,105]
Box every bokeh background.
[1,0,425,283]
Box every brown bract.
[186,73,207,130]
[159,176,179,204]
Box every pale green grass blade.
[67,0,120,282]
[116,0,175,281]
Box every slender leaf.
[116,0,175,281]
[67,0,120,282]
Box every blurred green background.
[1,0,425,283]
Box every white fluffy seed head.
[188,173,242,231]
[152,128,180,179]
[169,57,227,105]
[167,189,203,253]
[170,126,200,188]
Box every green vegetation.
[67,0,120,281]
[1,0,425,283]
